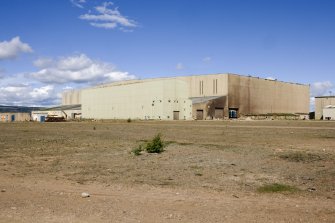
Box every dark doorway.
[11,114,15,122]
[229,109,238,119]
[214,108,224,119]
[196,109,204,120]
[173,111,180,120]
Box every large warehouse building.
[62,73,310,120]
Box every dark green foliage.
[257,183,298,193]
[145,134,164,153]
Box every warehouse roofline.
[37,104,81,111]
[86,72,309,90]
[315,96,335,98]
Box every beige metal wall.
[227,74,309,115]
[62,90,81,105]
[177,74,228,98]
[315,97,335,120]
[82,79,192,120]
[63,73,309,119]
[0,113,31,122]
[192,96,227,120]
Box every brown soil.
[1,120,334,222]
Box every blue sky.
[0,0,334,108]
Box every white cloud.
[0,82,58,106]
[71,0,86,8]
[29,85,54,98]
[202,57,212,62]
[90,22,117,29]
[310,97,315,111]
[29,54,136,84]
[310,81,333,97]
[79,1,137,31]
[0,36,33,60]
[265,77,276,80]
[176,62,184,70]
[1,52,134,107]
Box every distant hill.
[0,105,45,113]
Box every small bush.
[145,134,164,153]
[279,151,322,163]
[132,145,143,156]
[127,118,132,123]
[257,183,298,193]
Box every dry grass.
[0,120,334,197]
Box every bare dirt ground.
[0,120,334,222]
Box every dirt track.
[1,120,334,222]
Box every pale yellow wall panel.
[82,79,192,120]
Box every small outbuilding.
[31,104,82,122]
[323,105,335,120]
[0,112,31,122]
[315,96,335,120]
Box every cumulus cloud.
[0,36,33,60]
[0,82,58,106]
[71,0,86,8]
[1,50,134,106]
[29,54,136,84]
[310,81,333,97]
[176,62,184,70]
[79,1,137,31]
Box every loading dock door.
[173,111,180,120]
[214,108,224,119]
[196,110,204,120]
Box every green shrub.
[257,183,298,193]
[132,145,143,156]
[145,134,164,153]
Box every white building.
[323,105,335,120]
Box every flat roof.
[87,73,308,90]
[38,104,81,111]
[315,96,335,98]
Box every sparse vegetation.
[257,183,298,193]
[279,151,322,163]
[145,133,165,153]
[127,118,132,123]
[1,120,334,222]
[132,144,143,156]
